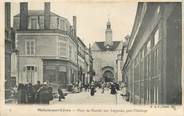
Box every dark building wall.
[5,2,12,88]
[125,2,182,105]
[165,3,182,104]
[127,3,162,104]
[43,60,78,88]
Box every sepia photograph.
[1,1,183,115]
[4,0,182,106]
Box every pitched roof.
[14,10,58,16]
[14,10,70,24]
[95,41,121,51]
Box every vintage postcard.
[0,0,183,116]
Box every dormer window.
[31,18,37,29]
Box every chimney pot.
[44,2,50,29]
[73,16,77,37]
[20,2,28,30]
[5,2,11,29]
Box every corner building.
[13,2,78,88]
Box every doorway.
[103,70,114,82]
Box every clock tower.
[104,18,113,48]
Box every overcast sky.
[10,1,137,46]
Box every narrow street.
[50,88,132,105]
[4,1,182,107]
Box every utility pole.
[115,77,118,105]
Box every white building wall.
[18,56,43,85]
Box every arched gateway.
[91,19,122,82]
[102,66,114,82]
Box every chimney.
[5,2,11,29]
[44,2,50,29]
[73,16,77,37]
[20,2,28,30]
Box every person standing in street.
[26,83,35,104]
[34,81,41,104]
[58,86,65,101]
[17,83,26,104]
[90,81,96,96]
[110,82,117,95]
[101,82,105,94]
[84,84,88,92]
[38,82,53,104]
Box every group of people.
[89,81,130,102]
[17,81,53,104]
[89,81,120,96]
[71,81,91,93]
[16,80,129,104]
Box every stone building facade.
[13,2,78,88]
[77,37,93,85]
[12,2,93,89]
[122,2,182,104]
[116,35,129,83]
[92,19,122,82]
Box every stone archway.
[102,66,114,82]
[103,70,114,82]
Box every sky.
[10,1,137,46]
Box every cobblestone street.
[50,88,132,105]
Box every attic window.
[31,18,37,29]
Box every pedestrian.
[125,90,130,101]
[90,82,96,96]
[38,82,53,104]
[110,82,117,95]
[17,83,26,104]
[73,84,79,93]
[26,83,36,104]
[101,82,105,94]
[84,84,88,92]
[58,86,65,101]
[34,81,41,91]
[115,83,120,91]
[34,81,42,104]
